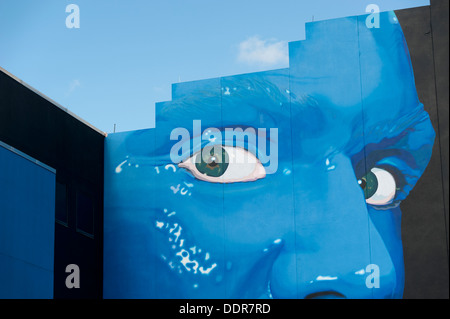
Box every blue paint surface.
[104,12,435,298]
[0,144,55,299]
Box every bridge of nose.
[270,153,374,298]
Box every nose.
[268,153,375,299]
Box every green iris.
[359,170,378,199]
[195,146,229,177]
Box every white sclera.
[179,146,266,183]
[365,168,396,206]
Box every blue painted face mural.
[103,12,435,299]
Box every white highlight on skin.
[199,263,217,275]
[115,160,128,173]
[170,184,180,194]
[156,221,164,229]
[316,276,338,281]
[325,158,336,171]
[173,226,182,242]
[156,209,217,276]
[176,249,199,273]
[165,164,177,172]
[169,223,178,233]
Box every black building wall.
[0,68,105,298]
[396,0,449,299]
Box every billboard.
[104,12,435,299]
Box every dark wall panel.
[396,2,449,299]
[430,0,449,251]
[0,143,55,298]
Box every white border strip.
[0,140,56,174]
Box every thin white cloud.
[237,36,288,67]
[67,79,81,95]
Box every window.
[76,191,94,238]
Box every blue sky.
[0,0,429,133]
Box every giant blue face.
[104,12,435,299]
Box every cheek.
[366,207,405,298]
[153,182,290,265]
[367,206,403,249]
[152,207,222,278]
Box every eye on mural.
[103,11,435,299]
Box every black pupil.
[208,157,218,167]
